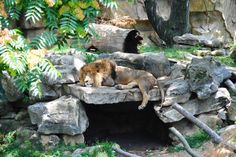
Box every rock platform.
[64,84,162,105]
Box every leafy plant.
[0,29,61,98]
[0,0,117,98]
[185,129,210,148]
[168,129,210,153]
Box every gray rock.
[40,135,60,149]
[169,63,186,80]
[99,51,171,77]
[64,85,162,105]
[0,118,32,132]
[63,134,84,145]
[1,71,23,102]
[227,97,236,121]
[0,99,12,116]
[143,53,171,77]
[157,88,230,123]
[173,33,223,48]
[186,57,231,99]
[16,127,38,143]
[28,96,89,135]
[45,53,85,85]
[86,24,131,52]
[162,79,191,106]
[15,110,28,121]
[46,65,77,85]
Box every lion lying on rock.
[79,59,164,110]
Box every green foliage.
[0,29,61,98]
[0,0,117,98]
[140,45,236,67]
[84,52,97,63]
[167,145,184,153]
[168,129,210,153]
[30,31,58,49]
[185,130,210,148]
[0,132,115,157]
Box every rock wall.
[21,0,235,47]
[101,0,235,44]
[190,0,236,43]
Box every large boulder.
[86,24,131,52]
[186,57,231,99]
[28,95,89,135]
[157,88,230,123]
[99,51,171,77]
[173,33,223,48]
[45,52,85,85]
[162,79,191,106]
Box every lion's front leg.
[115,81,138,90]
[93,73,103,87]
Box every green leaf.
[30,31,57,49]
[25,1,45,23]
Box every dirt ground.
[129,142,212,157]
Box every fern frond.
[59,13,79,34]
[44,7,58,30]
[39,58,61,81]
[0,44,8,55]
[10,35,27,50]
[7,6,20,20]
[0,16,10,29]
[4,0,15,8]
[14,74,29,93]
[30,79,42,98]
[98,0,117,9]
[30,31,57,49]
[25,1,45,23]
[1,50,27,74]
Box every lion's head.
[79,59,117,87]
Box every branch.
[169,127,203,157]
[172,103,236,153]
[112,146,143,157]
[224,79,236,94]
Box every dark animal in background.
[123,30,143,54]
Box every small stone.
[63,134,84,145]
[40,135,60,149]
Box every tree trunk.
[145,0,190,45]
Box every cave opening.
[83,102,172,152]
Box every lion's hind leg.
[115,81,138,90]
[137,80,152,110]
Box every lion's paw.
[138,105,145,110]
[115,84,123,90]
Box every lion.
[79,59,164,110]
[79,59,116,87]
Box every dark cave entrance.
[83,102,171,151]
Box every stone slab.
[64,84,162,105]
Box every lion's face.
[84,73,94,87]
